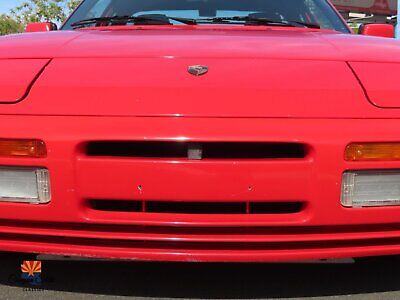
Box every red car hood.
[0,27,399,62]
[0,27,399,118]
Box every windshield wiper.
[71,15,197,28]
[196,16,320,29]
[71,15,320,29]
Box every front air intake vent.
[88,200,305,215]
[86,141,306,160]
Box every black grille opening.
[87,141,187,158]
[250,202,305,214]
[86,141,306,159]
[201,143,305,159]
[146,201,246,214]
[89,200,142,212]
[88,200,305,215]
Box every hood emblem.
[188,65,208,76]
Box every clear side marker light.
[341,170,400,208]
[0,168,51,204]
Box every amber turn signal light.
[0,139,47,158]
[345,143,400,161]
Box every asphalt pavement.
[0,253,399,299]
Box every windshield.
[63,0,350,33]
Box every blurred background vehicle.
[331,0,398,34]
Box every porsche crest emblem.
[188,65,209,76]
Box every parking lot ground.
[0,253,399,299]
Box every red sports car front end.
[0,0,400,262]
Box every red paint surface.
[0,25,399,261]
[25,22,57,33]
[349,62,400,108]
[360,24,395,38]
[0,59,49,103]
